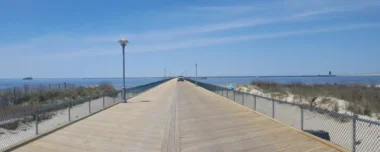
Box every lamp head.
[118,38,129,47]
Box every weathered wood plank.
[11,79,345,152]
[177,81,343,152]
[13,80,177,152]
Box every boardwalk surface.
[11,79,343,152]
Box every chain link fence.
[187,79,380,152]
[0,83,76,111]
[0,79,170,150]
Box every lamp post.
[118,38,129,103]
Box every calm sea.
[1,76,380,90]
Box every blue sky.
[1,0,380,78]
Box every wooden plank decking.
[10,79,344,152]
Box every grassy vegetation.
[0,82,118,116]
[251,81,380,116]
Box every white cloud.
[86,0,380,44]
[125,23,380,53]
[61,23,380,54]
[293,9,338,18]
[192,6,259,13]
[193,0,380,14]
[86,8,348,44]
[283,0,380,9]
[2,0,380,60]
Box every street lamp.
[118,38,129,103]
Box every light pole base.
[122,87,127,103]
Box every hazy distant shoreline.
[188,75,380,78]
[1,75,380,80]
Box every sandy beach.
[231,85,380,152]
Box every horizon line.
[2,74,380,79]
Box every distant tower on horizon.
[329,71,332,76]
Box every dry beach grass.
[0,82,118,137]
[237,81,380,119]
[0,82,117,116]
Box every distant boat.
[22,77,33,80]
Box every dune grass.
[251,81,380,116]
[0,82,117,116]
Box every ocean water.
[1,76,380,90]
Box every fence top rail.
[356,116,380,125]
[187,79,380,126]
[126,79,170,90]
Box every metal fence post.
[35,113,39,135]
[68,101,71,122]
[254,95,257,110]
[242,92,245,105]
[233,91,236,101]
[353,115,357,152]
[13,87,16,104]
[103,95,105,108]
[89,98,91,114]
[300,107,304,130]
[272,99,275,118]
[24,85,27,94]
